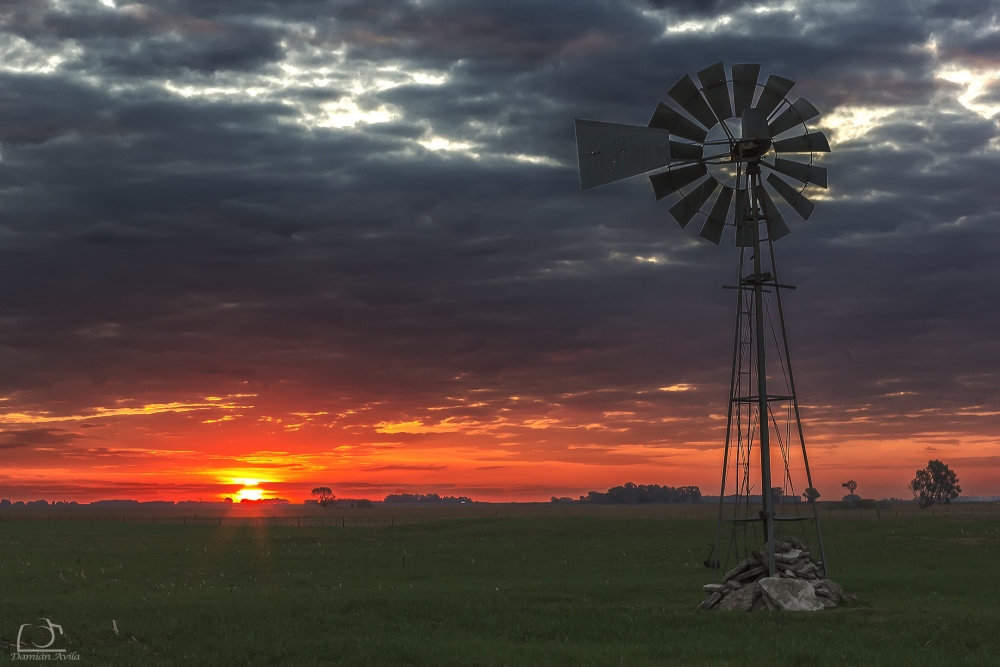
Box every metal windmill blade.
[667,73,718,130]
[697,62,733,123]
[766,172,815,220]
[669,176,720,228]
[769,98,821,137]
[773,131,831,154]
[731,64,760,116]
[699,186,733,245]
[767,157,828,188]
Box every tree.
[311,486,335,507]
[909,460,961,510]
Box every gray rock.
[721,559,752,584]
[725,579,742,590]
[775,549,802,563]
[818,596,837,609]
[703,583,726,593]
[820,579,844,602]
[773,539,792,552]
[698,592,723,609]
[759,577,824,612]
[735,565,765,582]
[717,582,760,611]
[793,561,817,577]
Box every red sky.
[2,377,996,503]
[1,2,999,504]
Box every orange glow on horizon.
[0,387,996,504]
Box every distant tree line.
[553,482,702,504]
[0,499,245,508]
[308,488,473,507]
[0,499,81,509]
[383,493,472,504]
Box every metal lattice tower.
[573,62,829,577]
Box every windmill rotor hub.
[734,139,770,161]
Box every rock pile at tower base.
[698,536,851,611]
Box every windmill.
[574,62,829,579]
[842,479,859,509]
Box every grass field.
[0,511,997,665]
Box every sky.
[0,0,998,503]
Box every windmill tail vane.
[574,62,830,583]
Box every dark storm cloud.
[0,428,81,449]
[0,0,998,489]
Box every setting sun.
[235,480,264,502]
[236,487,263,502]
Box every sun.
[234,478,264,502]
[237,487,264,501]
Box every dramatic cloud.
[0,0,997,501]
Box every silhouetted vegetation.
[910,460,961,509]
[330,499,374,508]
[383,493,472,504]
[311,486,335,507]
[569,482,702,504]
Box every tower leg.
[713,246,747,579]
[765,234,829,575]
[748,166,776,577]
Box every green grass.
[0,516,997,665]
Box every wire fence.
[0,505,997,525]
[0,514,438,527]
